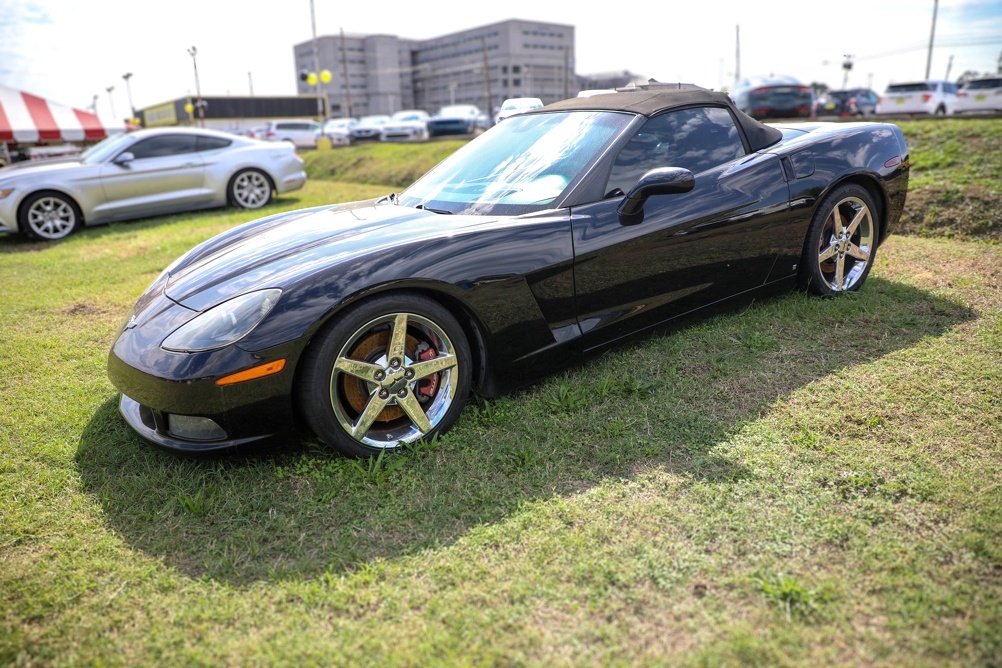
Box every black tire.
[18,191,82,241]
[228,169,273,209]
[934,104,947,116]
[798,183,879,297]
[297,292,472,457]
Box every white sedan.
[380,110,430,142]
[0,127,306,241]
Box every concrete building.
[293,19,577,119]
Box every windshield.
[80,132,136,164]
[399,110,633,216]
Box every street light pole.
[309,0,325,118]
[925,0,939,80]
[122,72,135,119]
[187,46,205,127]
[106,86,116,120]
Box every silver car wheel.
[331,312,460,449]
[22,193,80,241]
[816,195,875,292]
[297,293,472,457]
[799,183,879,297]
[229,169,272,209]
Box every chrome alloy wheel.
[26,195,78,240]
[816,195,875,292]
[230,170,271,209]
[331,312,460,448]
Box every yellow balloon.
[306,72,318,86]
[320,69,332,84]
[184,102,194,114]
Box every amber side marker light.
[216,359,286,386]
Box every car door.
[98,133,207,220]
[571,106,791,348]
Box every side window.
[127,135,199,160]
[605,106,745,196]
[196,136,232,152]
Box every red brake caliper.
[417,344,439,398]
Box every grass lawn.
[1,120,1000,666]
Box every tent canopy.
[0,84,110,145]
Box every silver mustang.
[0,127,307,241]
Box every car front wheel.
[19,191,82,241]
[297,293,472,457]
[228,169,273,209]
[799,183,878,296]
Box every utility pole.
[944,54,954,81]
[340,27,353,118]
[735,25,741,85]
[925,0,938,80]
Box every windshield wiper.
[415,203,453,215]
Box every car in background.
[495,97,543,124]
[427,104,487,137]
[380,110,430,142]
[876,80,958,116]
[955,77,1002,114]
[107,87,909,458]
[814,88,879,117]
[350,115,391,142]
[257,119,322,149]
[0,127,306,241]
[729,75,814,119]
[576,89,617,97]
[316,118,358,146]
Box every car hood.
[163,199,503,311]
[0,158,87,180]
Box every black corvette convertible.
[108,84,909,457]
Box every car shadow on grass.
[75,276,976,585]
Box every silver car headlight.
[162,289,281,352]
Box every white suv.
[257,119,321,149]
[876,80,958,116]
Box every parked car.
[576,89,617,97]
[317,118,358,146]
[495,97,543,124]
[955,77,1002,114]
[0,127,306,241]
[426,104,487,137]
[729,75,814,119]
[257,119,322,149]
[814,88,879,117]
[350,115,391,142]
[107,86,909,458]
[876,80,958,116]
[380,110,430,142]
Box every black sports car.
[108,85,910,457]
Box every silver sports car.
[0,127,307,241]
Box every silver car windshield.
[80,133,136,164]
[399,110,633,215]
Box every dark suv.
[814,88,879,117]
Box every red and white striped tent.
[0,83,110,146]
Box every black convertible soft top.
[540,86,783,153]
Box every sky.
[1,0,1000,125]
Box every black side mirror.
[618,167,695,225]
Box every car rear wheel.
[297,293,472,457]
[228,169,273,209]
[18,191,82,241]
[798,183,878,296]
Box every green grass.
[1,120,1001,666]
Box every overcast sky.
[1,0,1000,123]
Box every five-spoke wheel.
[228,169,273,209]
[297,293,471,457]
[799,184,878,296]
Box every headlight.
[162,289,281,352]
